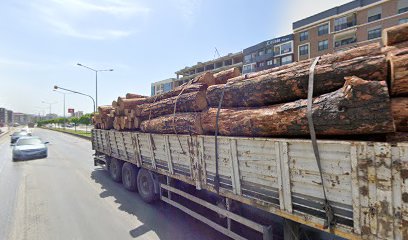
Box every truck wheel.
[109,158,123,182]
[137,169,158,203]
[122,163,139,192]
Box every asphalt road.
[0,128,225,240]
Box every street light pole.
[53,85,96,113]
[77,63,113,110]
[41,101,57,116]
[53,89,67,129]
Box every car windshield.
[17,138,42,146]
[13,132,27,136]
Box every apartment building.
[174,52,243,87]
[7,110,13,124]
[0,108,8,125]
[242,34,294,74]
[293,0,408,61]
[151,78,176,96]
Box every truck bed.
[91,129,408,239]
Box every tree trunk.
[228,42,382,83]
[383,23,408,46]
[213,67,241,84]
[140,113,203,135]
[389,54,408,96]
[118,98,150,111]
[392,98,408,132]
[201,77,395,137]
[207,55,387,108]
[138,91,208,119]
[125,93,148,99]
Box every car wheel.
[122,163,139,192]
[109,158,123,182]
[137,169,158,203]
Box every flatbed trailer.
[91,129,408,240]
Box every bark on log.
[125,93,148,99]
[228,42,382,83]
[213,67,241,84]
[140,83,207,105]
[118,98,150,110]
[392,98,408,132]
[190,72,216,86]
[98,105,113,115]
[140,113,203,135]
[382,23,408,46]
[138,91,208,119]
[389,54,408,96]
[386,132,408,142]
[382,41,408,57]
[201,77,395,137]
[207,55,387,107]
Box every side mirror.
[44,142,50,144]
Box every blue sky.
[0,0,350,116]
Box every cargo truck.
[91,129,408,239]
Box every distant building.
[174,52,243,86]
[7,110,13,124]
[150,52,243,96]
[13,113,35,125]
[242,34,294,74]
[293,0,408,61]
[45,113,58,120]
[0,108,7,125]
[151,78,176,96]
[74,111,84,118]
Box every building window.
[334,14,357,31]
[368,28,382,40]
[300,31,308,41]
[266,60,273,66]
[258,50,264,56]
[244,54,252,63]
[266,48,273,54]
[400,18,408,24]
[280,42,292,54]
[399,0,408,13]
[318,23,329,36]
[274,46,280,55]
[281,55,293,65]
[274,58,281,66]
[299,44,309,56]
[242,64,254,74]
[334,32,357,47]
[367,7,381,22]
[318,40,329,51]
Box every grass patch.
[45,128,92,138]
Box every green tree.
[79,114,92,132]
[70,117,80,131]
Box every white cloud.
[30,0,150,40]
[170,0,201,27]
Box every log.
[140,113,203,135]
[98,105,113,115]
[382,41,408,57]
[213,67,241,84]
[190,71,216,86]
[126,93,148,99]
[201,77,395,137]
[386,132,408,142]
[207,55,387,107]
[147,83,207,103]
[118,98,150,110]
[382,23,408,46]
[138,91,208,119]
[228,42,382,83]
[392,98,408,132]
[389,54,408,96]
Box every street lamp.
[54,85,96,113]
[77,63,113,110]
[53,89,69,129]
[41,101,57,116]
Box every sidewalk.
[0,127,10,137]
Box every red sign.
[68,108,74,113]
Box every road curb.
[41,127,91,141]
[0,129,9,138]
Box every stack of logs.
[93,23,408,141]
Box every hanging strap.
[214,83,228,194]
[307,56,335,229]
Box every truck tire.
[109,158,123,182]
[122,163,139,192]
[137,169,158,203]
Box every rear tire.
[109,158,123,182]
[137,169,158,203]
[122,163,139,192]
